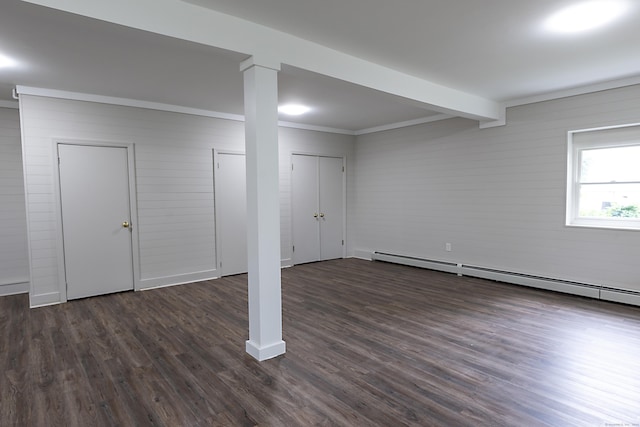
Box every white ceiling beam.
[21,0,504,122]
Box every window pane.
[579,183,640,218]
[580,146,640,183]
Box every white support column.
[240,57,286,361]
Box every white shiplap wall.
[19,95,354,306]
[0,107,29,295]
[353,85,640,293]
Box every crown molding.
[15,86,245,122]
[355,114,453,136]
[15,73,640,139]
[14,85,359,135]
[505,75,640,108]
[277,120,355,135]
[0,100,19,109]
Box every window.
[567,124,640,230]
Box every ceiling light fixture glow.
[545,1,629,33]
[278,104,311,116]
[0,53,18,69]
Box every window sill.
[566,221,640,231]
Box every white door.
[58,144,134,300]
[319,156,344,260]
[292,154,344,265]
[215,152,248,276]
[292,154,320,264]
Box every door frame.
[213,149,246,277]
[290,152,347,264]
[52,139,140,303]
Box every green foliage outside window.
[607,204,640,218]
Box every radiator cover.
[371,251,640,307]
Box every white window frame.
[566,123,640,231]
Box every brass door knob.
[319,213,325,218]
[122,221,130,228]
[313,213,319,218]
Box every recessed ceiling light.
[278,104,311,116]
[0,53,18,69]
[544,1,629,33]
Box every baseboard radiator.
[372,252,640,307]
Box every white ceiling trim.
[276,120,355,136]
[15,85,246,122]
[20,0,503,123]
[505,75,640,108]
[0,100,19,109]
[16,73,640,137]
[15,85,359,134]
[14,85,459,136]
[355,114,454,136]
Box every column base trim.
[246,339,286,361]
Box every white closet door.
[58,144,134,300]
[215,152,248,276]
[319,156,344,261]
[292,154,321,264]
[292,154,344,265]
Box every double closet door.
[214,152,344,273]
[292,154,344,265]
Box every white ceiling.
[185,0,640,101]
[2,0,640,132]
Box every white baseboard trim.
[139,269,219,291]
[30,291,62,308]
[246,339,286,361]
[281,258,293,268]
[1,276,30,287]
[0,282,29,296]
[373,252,460,275]
[600,288,640,306]
[351,250,373,261]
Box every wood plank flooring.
[2,258,640,426]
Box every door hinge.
[220,261,222,268]
[342,166,345,172]
[342,240,344,246]
[217,162,220,169]
[291,164,294,171]
[292,245,295,252]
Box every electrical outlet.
[445,243,452,252]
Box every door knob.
[319,213,325,218]
[122,221,130,228]
[313,213,318,218]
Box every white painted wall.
[353,85,640,293]
[0,107,29,295]
[21,83,639,305]
[19,95,354,306]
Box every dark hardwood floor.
[2,259,640,426]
